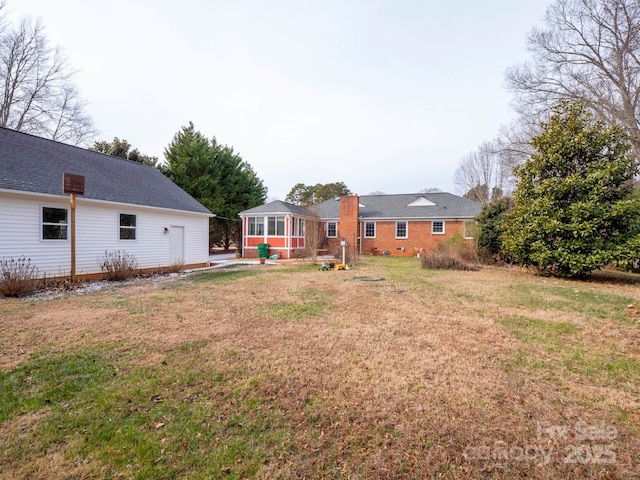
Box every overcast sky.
[12,0,549,200]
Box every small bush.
[444,232,477,263]
[0,257,42,297]
[100,250,139,281]
[421,251,479,271]
[166,260,186,273]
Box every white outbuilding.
[0,127,213,279]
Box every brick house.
[240,192,481,259]
[311,193,481,257]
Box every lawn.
[0,257,638,479]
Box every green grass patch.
[505,283,634,322]
[1,347,295,479]
[562,349,640,383]
[191,268,262,284]
[496,315,579,346]
[363,256,448,293]
[498,316,640,387]
[261,300,329,321]
[0,351,114,422]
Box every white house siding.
[0,191,210,278]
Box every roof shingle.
[240,200,318,217]
[310,193,481,219]
[0,127,211,215]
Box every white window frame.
[41,206,68,241]
[431,221,445,234]
[267,216,285,236]
[247,216,265,236]
[293,218,305,238]
[395,221,408,239]
[326,222,337,238]
[464,221,475,239]
[364,221,376,238]
[119,213,137,241]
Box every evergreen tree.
[285,181,351,206]
[91,137,159,167]
[476,196,513,259]
[502,102,640,277]
[164,123,221,214]
[209,139,267,250]
[164,122,267,250]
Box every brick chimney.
[339,194,359,247]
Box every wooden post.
[63,172,84,282]
[70,193,76,282]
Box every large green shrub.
[502,102,640,278]
[476,197,513,261]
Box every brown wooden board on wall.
[63,173,85,195]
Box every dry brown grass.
[1,259,639,478]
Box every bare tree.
[304,218,325,264]
[491,118,541,183]
[506,0,640,159]
[0,5,95,145]
[453,142,509,204]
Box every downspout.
[359,217,363,255]
[286,214,291,259]
[241,216,246,258]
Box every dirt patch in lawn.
[1,259,639,478]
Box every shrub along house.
[0,127,213,279]
[240,193,481,258]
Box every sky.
[11,0,550,201]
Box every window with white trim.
[464,221,475,239]
[327,222,337,238]
[247,216,264,236]
[396,221,407,238]
[364,221,376,238]
[42,207,68,240]
[432,221,445,234]
[267,216,285,236]
[119,214,137,240]
[293,218,305,237]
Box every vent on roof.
[359,203,366,207]
[408,197,436,207]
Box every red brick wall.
[324,219,472,257]
[339,195,359,246]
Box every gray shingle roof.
[310,193,481,219]
[0,127,211,215]
[240,200,318,217]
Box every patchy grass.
[1,257,639,479]
[504,282,635,322]
[260,288,333,321]
[496,315,580,345]
[191,268,263,284]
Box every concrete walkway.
[206,253,278,268]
